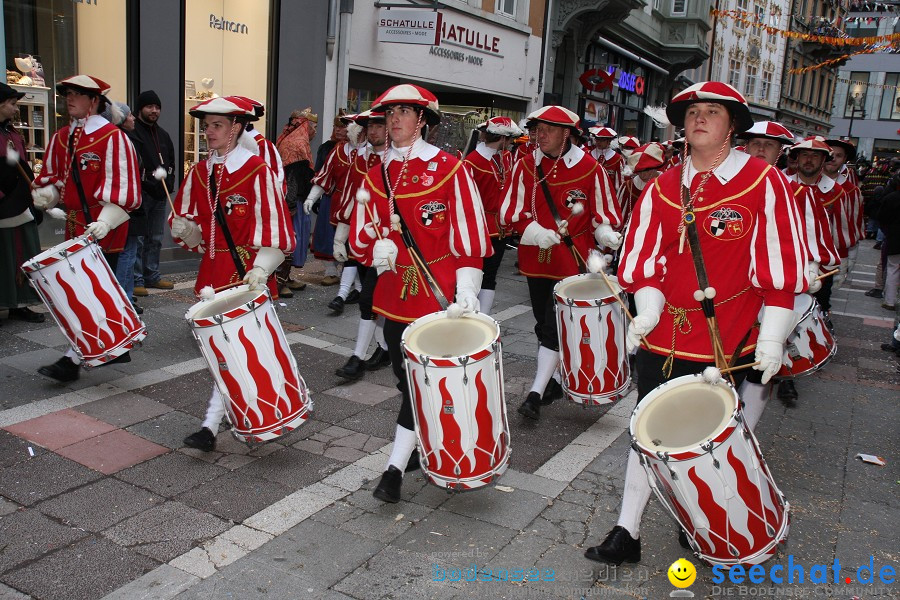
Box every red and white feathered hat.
[618,135,640,150]
[739,121,795,144]
[666,82,753,133]
[627,142,666,173]
[477,116,523,137]
[588,126,617,139]
[371,83,441,126]
[787,135,833,158]
[526,106,581,134]
[229,95,265,118]
[189,96,258,121]
[56,75,111,96]
[824,137,856,162]
[354,109,385,127]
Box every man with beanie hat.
[131,89,175,297]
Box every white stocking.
[478,289,496,315]
[529,346,560,395]
[374,317,386,350]
[387,424,417,473]
[201,385,227,432]
[338,265,358,299]
[353,318,377,359]
[615,449,652,538]
[739,380,770,432]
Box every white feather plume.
[356,188,370,204]
[199,286,216,301]
[152,166,167,181]
[446,303,464,319]
[570,201,584,216]
[346,121,364,145]
[702,366,723,384]
[6,148,20,166]
[643,105,670,129]
[587,249,605,274]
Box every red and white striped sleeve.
[617,179,667,292]
[32,130,67,189]
[347,173,384,264]
[828,188,853,258]
[336,158,365,226]
[499,158,530,235]
[251,164,295,253]
[447,161,492,265]
[257,137,285,191]
[311,143,342,192]
[169,165,202,253]
[795,185,840,268]
[98,129,142,211]
[589,162,623,229]
[749,168,807,307]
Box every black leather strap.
[211,168,247,279]
[68,128,94,227]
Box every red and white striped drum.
[776,294,836,379]
[631,374,790,566]
[402,311,510,491]
[186,285,311,443]
[554,274,630,405]
[22,234,146,366]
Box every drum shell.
[630,374,790,566]
[553,273,630,405]
[402,311,510,491]
[776,295,836,379]
[186,285,311,443]
[22,235,146,366]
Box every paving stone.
[0,429,48,469]
[0,452,102,506]
[2,536,158,600]
[115,452,227,498]
[0,498,16,517]
[37,478,164,531]
[177,471,294,523]
[76,392,172,427]
[441,485,549,531]
[333,544,461,600]
[250,519,385,587]
[321,380,400,406]
[104,501,230,563]
[307,392,369,425]
[335,406,399,440]
[0,507,86,574]
[323,445,367,462]
[56,429,170,474]
[243,490,335,536]
[0,582,30,599]
[218,525,274,551]
[126,410,208,450]
[3,408,117,451]
[235,447,343,489]
[99,564,200,600]
[391,509,518,564]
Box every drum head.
[405,314,497,358]
[555,274,620,301]
[633,380,736,452]
[191,289,262,319]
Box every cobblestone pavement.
[0,241,896,600]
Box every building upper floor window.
[729,58,741,89]
[879,73,900,120]
[672,0,687,15]
[497,0,516,17]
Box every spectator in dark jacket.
[877,185,900,312]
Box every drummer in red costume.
[347,83,492,503]
[588,126,625,192]
[170,96,295,451]
[33,74,141,382]
[824,138,863,287]
[463,115,523,315]
[500,105,622,421]
[618,142,665,228]
[585,82,807,566]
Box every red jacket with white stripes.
[170,147,294,295]
[834,169,864,248]
[591,147,625,193]
[251,129,284,190]
[335,145,384,230]
[312,141,359,226]
[35,116,141,253]
[349,140,492,323]
[789,174,851,258]
[618,151,807,363]
[464,143,511,237]
[500,143,621,279]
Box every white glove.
[806,261,822,294]
[451,267,482,317]
[753,305,796,384]
[171,216,202,248]
[372,238,398,275]
[626,287,665,352]
[32,185,60,210]
[243,246,284,290]
[85,203,129,241]
[833,260,849,290]
[520,221,561,249]
[333,222,350,263]
[303,185,325,215]
[594,223,623,250]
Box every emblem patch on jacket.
[225,194,249,217]
[79,152,101,172]
[419,200,447,226]
[705,206,752,241]
[564,189,587,210]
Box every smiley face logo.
[668,558,696,588]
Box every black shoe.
[104,351,131,365]
[8,307,45,323]
[541,378,563,405]
[328,296,345,314]
[132,302,144,315]
[335,355,366,380]
[183,427,216,451]
[37,356,80,382]
[584,526,641,565]
[865,289,884,298]
[517,392,542,420]
[874,241,883,250]
[345,288,361,304]
[405,449,421,473]
[881,343,900,354]
[678,529,692,551]
[777,380,798,407]
[373,465,402,503]
[363,346,391,371]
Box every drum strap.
[68,128,94,228]
[379,167,449,310]
[535,163,586,274]
[210,171,247,279]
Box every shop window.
[672,0,687,16]
[497,0,516,17]
[844,72,868,118]
[745,65,758,99]
[879,73,900,120]
[183,0,272,172]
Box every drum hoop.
[553,273,622,307]
[188,286,270,326]
[402,311,500,363]
[23,235,95,272]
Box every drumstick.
[719,361,760,374]
[590,260,651,350]
[815,269,839,281]
[356,189,396,273]
[152,167,178,215]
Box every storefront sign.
[579,69,613,93]
[428,46,483,66]
[612,68,645,96]
[210,14,249,34]
[377,9,442,45]
[440,19,501,55]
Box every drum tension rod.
[701,441,720,469]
